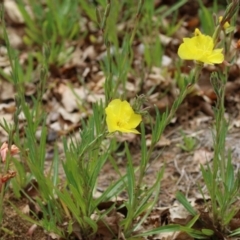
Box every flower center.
[117,120,127,128]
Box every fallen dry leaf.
[4,0,24,24]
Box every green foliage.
[176,192,198,216]
[120,124,165,237]
[134,215,214,239]
[57,112,107,235]
[158,0,187,35]
[197,0,215,35]
[1,0,240,239]
[17,0,79,65]
[177,1,240,237]
[19,0,80,43]
[177,131,197,152]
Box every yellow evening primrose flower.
[178,28,224,65]
[105,99,142,134]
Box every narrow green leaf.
[176,192,197,216]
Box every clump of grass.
[17,0,79,66]
[177,131,197,152]
[0,0,188,238]
[177,0,240,238]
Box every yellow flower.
[105,99,142,134]
[178,28,224,65]
[219,16,230,30]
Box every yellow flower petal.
[118,127,140,134]
[120,101,136,119]
[126,113,142,129]
[178,38,201,60]
[194,28,202,36]
[105,99,122,117]
[106,114,120,133]
[205,49,224,64]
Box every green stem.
[144,63,204,185]
[112,0,144,99]
[210,70,228,226]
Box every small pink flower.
[0,142,20,163]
